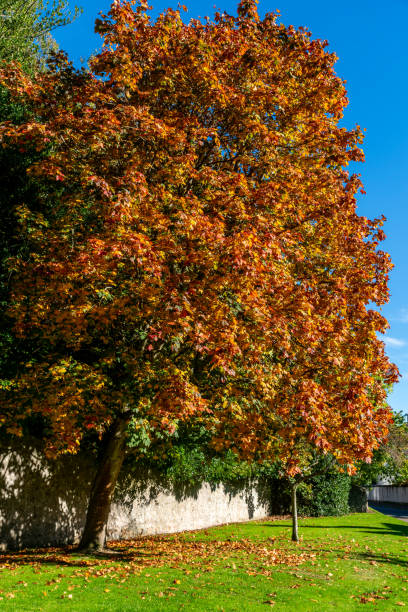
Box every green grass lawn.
[1,510,408,610]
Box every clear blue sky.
[55,0,408,415]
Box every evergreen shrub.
[270,471,352,517]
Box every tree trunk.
[78,413,130,552]
[291,483,299,542]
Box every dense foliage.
[0,0,397,462]
[0,0,79,430]
[298,471,351,517]
[0,0,398,547]
[0,90,35,402]
[270,454,353,517]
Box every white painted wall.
[108,480,269,540]
[0,439,271,550]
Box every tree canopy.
[0,0,398,548]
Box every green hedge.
[298,472,351,516]
[270,471,352,517]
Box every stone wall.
[368,485,408,505]
[0,439,271,550]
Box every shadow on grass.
[308,522,407,536]
[256,521,408,537]
[297,544,408,572]
[346,550,408,568]
[0,544,168,568]
[310,545,408,570]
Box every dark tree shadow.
[254,518,408,538]
[0,437,95,551]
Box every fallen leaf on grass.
[0,534,314,588]
[359,591,389,604]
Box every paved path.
[369,502,408,522]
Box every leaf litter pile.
[0,533,315,584]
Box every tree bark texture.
[291,483,299,542]
[78,413,130,552]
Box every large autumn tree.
[0,0,398,550]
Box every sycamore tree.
[0,0,398,551]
